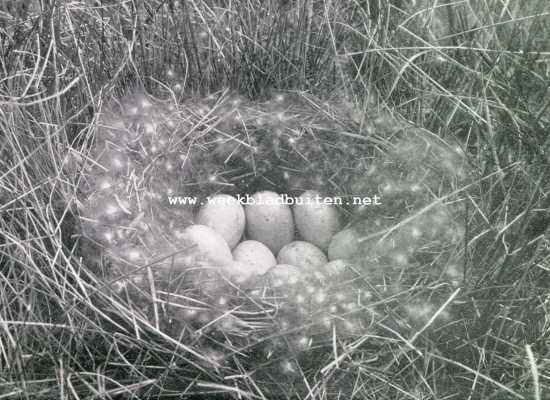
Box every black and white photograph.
[1,0,549,398]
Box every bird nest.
[77,87,470,397]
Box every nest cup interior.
[78,87,468,395]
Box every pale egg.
[277,241,327,271]
[196,194,245,249]
[232,240,277,275]
[178,224,233,267]
[293,190,341,251]
[327,228,360,261]
[244,191,294,253]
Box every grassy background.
[1,0,549,398]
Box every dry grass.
[1,0,549,399]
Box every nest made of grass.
[70,86,479,398]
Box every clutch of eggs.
[100,183,462,317]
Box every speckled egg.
[293,190,341,251]
[232,240,277,275]
[244,191,294,253]
[196,194,245,249]
[277,241,327,271]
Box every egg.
[196,194,245,249]
[293,190,341,251]
[327,228,360,261]
[277,241,327,271]
[177,224,233,267]
[244,191,294,253]
[232,240,277,275]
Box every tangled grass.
[1,0,549,399]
